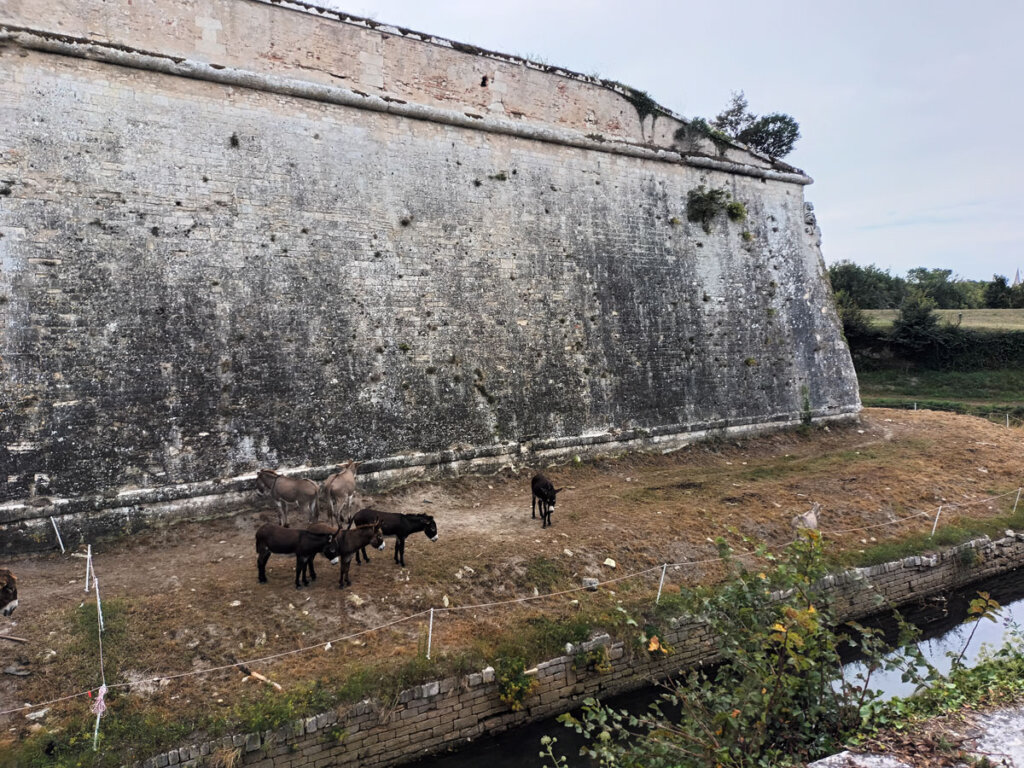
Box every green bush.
[495,656,537,711]
[686,186,747,234]
[553,534,925,767]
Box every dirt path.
[2,408,1022,752]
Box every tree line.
[828,261,1024,371]
[828,261,1024,310]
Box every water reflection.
[842,573,1024,700]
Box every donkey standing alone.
[531,473,563,529]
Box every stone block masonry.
[0,0,859,551]
[136,533,1024,768]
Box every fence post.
[95,577,105,633]
[426,608,434,660]
[655,564,668,605]
[50,517,65,554]
[84,545,92,592]
[1014,488,1022,516]
[930,505,943,538]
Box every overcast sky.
[321,0,1022,283]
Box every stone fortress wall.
[0,0,860,550]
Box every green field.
[864,308,1024,330]
[856,309,1024,420]
[858,368,1024,403]
[857,368,1024,427]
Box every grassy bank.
[864,308,1024,331]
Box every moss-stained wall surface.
[0,0,860,545]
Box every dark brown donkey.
[531,473,564,528]
[323,521,385,588]
[255,469,319,526]
[350,508,438,567]
[0,568,17,616]
[255,524,336,589]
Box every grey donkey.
[255,468,319,526]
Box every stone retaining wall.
[138,533,1024,768]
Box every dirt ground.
[2,408,1023,754]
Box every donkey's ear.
[554,487,564,495]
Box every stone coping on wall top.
[0,26,811,185]
[132,533,1024,768]
[255,0,805,179]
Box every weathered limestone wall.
[137,534,1024,768]
[0,0,860,550]
[0,0,782,158]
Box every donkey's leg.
[344,494,354,526]
[295,555,308,588]
[276,499,287,527]
[532,494,537,519]
[257,550,271,583]
[395,537,406,567]
[307,496,318,524]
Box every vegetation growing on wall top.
[690,90,801,159]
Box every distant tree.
[708,90,800,158]
[891,290,942,358]
[1011,283,1024,309]
[827,261,906,309]
[906,267,971,309]
[833,290,873,342]
[984,275,1012,308]
[956,280,986,309]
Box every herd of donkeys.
[0,468,568,618]
[252,463,564,590]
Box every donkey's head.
[371,520,386,551]
[255,469,278,496]
[0,569,18,617]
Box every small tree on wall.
[709,91,801,159]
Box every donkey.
[255,468,319,526]
[350,508,438,567]
[323,521,385,588]
[319,461,359,526]
[0,568,17,616]
[255,524,336,589]
[531,473,563,528]
[299,522,343,583]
